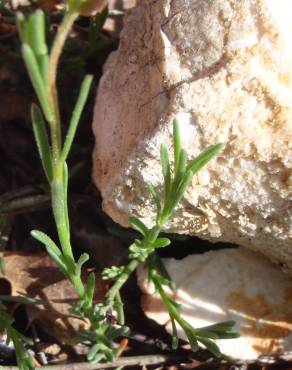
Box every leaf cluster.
[154,119,223,225]
[99,119,238,360]
[77,306,128,363]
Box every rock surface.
[138,248,292,360]
[92,0,292,271]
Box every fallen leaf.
[0,252,107,343]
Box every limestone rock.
[138,248,292,360]
[92,0,292,271]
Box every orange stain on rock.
[228,286,292,355]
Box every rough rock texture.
[138,248,292,360]
[92,0,292,271]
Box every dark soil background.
[0,2,292,369]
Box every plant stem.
[46,9,84,298]
[48,9,78,160]
[104,258,139,310]
[152,273,186,329]
[0,354,170,370]
[104,224,163,311]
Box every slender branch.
[48,10,79,160]
[0,354,169,370]
[48,10,78,91]
[104,225,166,311]
[45,9,85,299]
[104,258,139,310]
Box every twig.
[0,354,169,370]
[0,194,50,215]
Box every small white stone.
[138,248,292,360]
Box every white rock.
[92,0,292,271]
[138,248,292,360]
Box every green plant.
[100,120,239,359]
[9,1,239,367]
[17,4,93,300]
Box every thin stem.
[48,9,78,160]
[115,291,125,325]
[51,163,85,298]
[152,273,182,326]
[0,354,170,370]
[104,224,163,311]
[45,9,84,299]
[105,259,139,309]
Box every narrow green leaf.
[62,75,93,161]
[16,12,28,43]
[152,254,176,292]
[114,291,125,325]
[176,149,188,180]
[87,343,99,362]
[31,103,53,182]
[195,330,219,339]
[168,296,182,310]
[85,272,95,307]
[173,118,181,176]
[21,44,53,123]
[47,250,69,278]
[198,337,222,357]
[89,6,109,41]
[186,332,199,352]
[160,144,171,195]
[187,143,224,174]
[215,332,240,339]
[31,230,61,256]
[39,54,49,86]
[172,148,188,193]
[28,10,47,58]
[166,170,193,216]
[130,217,148,236]
[89,352,106,364]
[75,253,89,276]
[145,181,161,216]
[201,320,236,333]
[170,316,179,349]
[152,237,171,249]
[147,226,161,244]
[63,162,70,232]
[31,229,68,277]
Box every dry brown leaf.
[0,252,107,343]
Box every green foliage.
[62,74,93,161]
[13,2,239,369]
[31,104,53,182]
[158,119,224,225]
[97,121,238,360]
